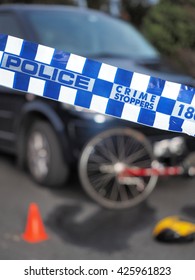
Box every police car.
[0,4,194,208]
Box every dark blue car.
[0,4,194,208]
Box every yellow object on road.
[153,216,195,242]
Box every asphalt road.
[0,153,195,260]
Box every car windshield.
[27,9,159,59]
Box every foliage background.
[142,0,195,78]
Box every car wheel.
[79,127,158,209]
[26,121,69,187]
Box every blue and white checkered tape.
[0,34,195,136]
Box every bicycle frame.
[118,161,195,179]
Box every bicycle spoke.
[109,181,119,201]
[133,158,151,168]
[89,153,109,164]
[87,162,102,172]
[116,135,126,160]
[126,184,141,197]
[104,136,118,160]
[96,141,117,163]
[89,172,113,190]
[125,136,140,156]
[125,147,148,164]
[118,184,129,201]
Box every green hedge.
[142,0,195,54]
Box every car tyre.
[26,121,69,187]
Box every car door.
[0,11,28,153]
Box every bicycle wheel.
[79,127,158,209]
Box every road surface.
[0,154,195,260]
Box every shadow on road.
[46,201,156,253]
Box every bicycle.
[78,127,195,209]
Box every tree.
[142,0,195,77]
[121,0,152,28]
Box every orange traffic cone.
[22,203,49,243]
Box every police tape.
[0,33,195,136]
